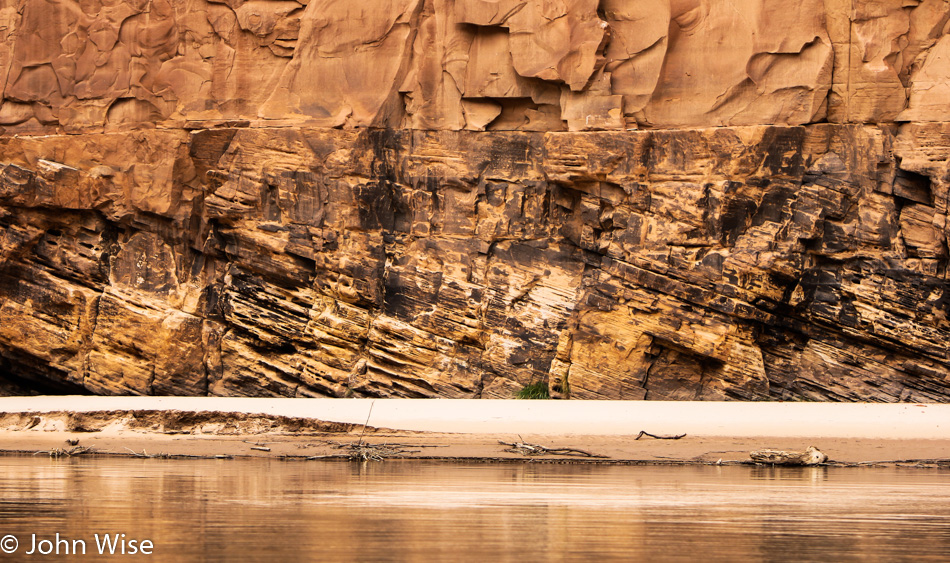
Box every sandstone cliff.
[2,0,949,133]
[0,0,949,400]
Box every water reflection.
[0,457,947,561]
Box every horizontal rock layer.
[0,0,948,132]
[1,124,949,400]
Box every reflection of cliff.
[1,1,950,401]
[1,0,948,132]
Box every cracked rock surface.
[1,125,949,400]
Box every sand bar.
[1,397,949,465]
[0,397,947,439]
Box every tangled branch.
[498,440,608,458]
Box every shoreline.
[1,399,949,467]
[1,397,948,438]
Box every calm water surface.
[0,457,948,561]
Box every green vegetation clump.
[516,381,550,400]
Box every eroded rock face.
[1,124,949,400]
[1,0,949,401]
[0,0,947,132]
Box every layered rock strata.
[1,124,949,400]
[0,0,949,401]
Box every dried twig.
[635,431,686,440]
[249,446,271,452]
[498,440,608,458]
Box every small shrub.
[517,381,550,400]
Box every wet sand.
[1,398,949,465]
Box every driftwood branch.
[834,458,950,467]
[37,445,94,458]
[749,446,827,466]
[635,431,686,440]
[498,440,608,458]
[302,441,451,462]
[120,447,231,460]
[124,447,169,459]
[334,441,423,462]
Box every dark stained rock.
[0,125,948,401]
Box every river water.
[0,456,947,561]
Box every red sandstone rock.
[1,0,946,131]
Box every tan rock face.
[1,124,949,400]
[1,0,948,131]
[0,1,949,401]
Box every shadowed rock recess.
[0,0,949,401]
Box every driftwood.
[121,447,232,460]
[333,442,435,461]
[241,440,273,452]
[750,446,828,466]
[37,445,94,458]
[123,447,172,459]
[345,444,388,462]
[498,440,608,458]
[635,431,687,440]
[837,458,950,467]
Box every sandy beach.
[1,397,948,466]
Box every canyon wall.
[0,0,949,400]
[2,0,949,133]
